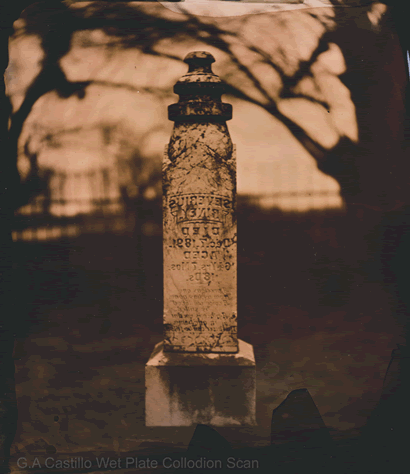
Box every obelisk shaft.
[162,52,238,353]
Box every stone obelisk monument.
[145,52,256,426]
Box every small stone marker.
[145,51,256,427]
[271,389,333,447]
[163,51,237,353]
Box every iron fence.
[12,161,344,242]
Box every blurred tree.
[1,0,410,470]
[4,0,408,211]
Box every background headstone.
[271,388,333,447]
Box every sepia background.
[4,0,410,460]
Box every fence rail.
[12,162,344,242]
[244,190,344,213]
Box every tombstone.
[270,389,333,447]
[145,51,256,426]
[359,344,410,458]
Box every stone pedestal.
[145,339,256,427]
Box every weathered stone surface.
[145,339,256,427]
[163,52,237,353]
[146,52,256,427]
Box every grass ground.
[8,206,403,472]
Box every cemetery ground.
[9,205,403,472]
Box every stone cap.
[168,51,232,122]
[175,51,222,86]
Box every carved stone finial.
[168,51,232,122]
[184,51,215,71]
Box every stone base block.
[145,339,256,427]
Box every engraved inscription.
[163,190,238,352]
[168,194,233,224]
